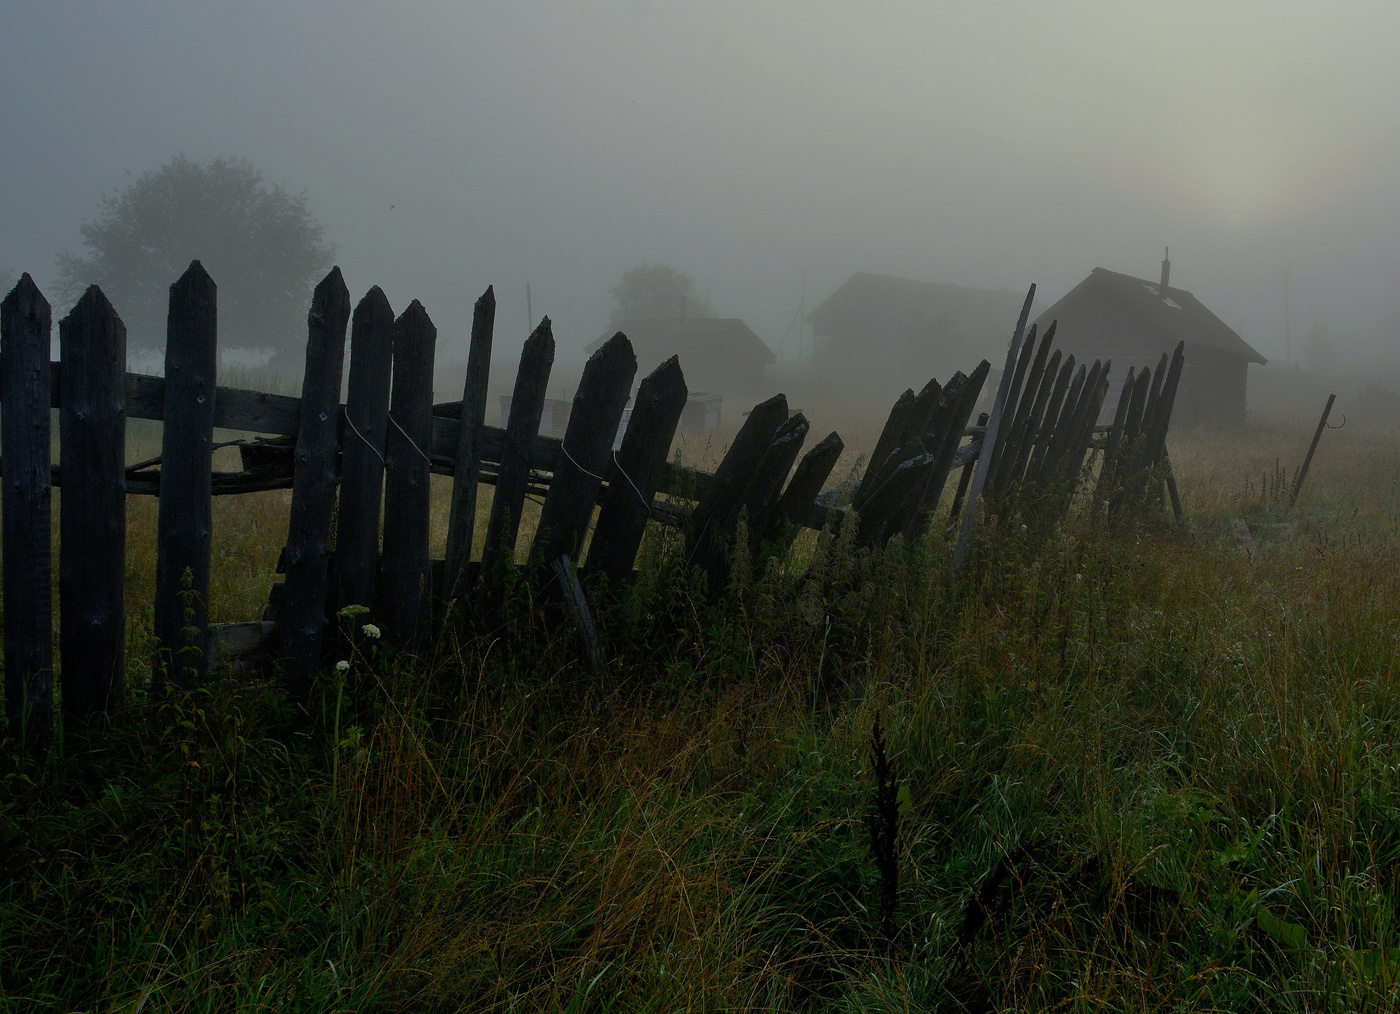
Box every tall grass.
[4,420,1400,1011]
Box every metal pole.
[1289,392,1335,509]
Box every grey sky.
[3,1,1398,371]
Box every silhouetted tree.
[56,155,335,370]
[608,263,710,328]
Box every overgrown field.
[3,415,1400,1012]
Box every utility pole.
[798,271,806,364]
[525,282,533,334]
[1283,267,1291,367]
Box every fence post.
[533,332,637,569]
[154,262,217,692]
[59,285,127,720]
[379,300,437,643]
[443,286,496,600]
[481,318,554,581]
[333,286,395,614]
[587,354,688,587]
[280,267,351,687]
[1,275,54,742]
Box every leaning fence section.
[1,270,1183,741]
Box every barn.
[805,272,1028,379]
[1034,257,1267,428]
[589,317,776,400]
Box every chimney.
[1160,247,1171,291]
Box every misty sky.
[3,1,1398,373]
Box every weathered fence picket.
[954,284,1036,566]
[333,286,395,612]
[379,301,437,642]
[443,287,496,600]
[533,332,637,569]
[482,318,554,580]
[154,262,217,691]
[688,393,788,581]
[2,276,54,741]
[280,268,352,686]
[738,411,809,554]
[58,286,127,720]
[588,355,688,587]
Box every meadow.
[3,400,1400,1012]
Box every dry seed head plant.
[4,407,1400,1011]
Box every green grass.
[4,419,1400,1011]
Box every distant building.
[588,317,776,401]
[1034,256,1267,428]
[805,272,1027,378]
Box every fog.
[4,2,1399,396]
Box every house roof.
[805,272,1026,338]
[1037,267,1267,365]
[587,317,775,366]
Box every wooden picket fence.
[0,269,1181,742]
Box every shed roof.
[1037,267,1267,365]
[587,317,775,366]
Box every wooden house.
[1033,256,1266,428]
[589,317,775,401]
[805,272,1028,378]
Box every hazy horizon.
[4,2,1398,379]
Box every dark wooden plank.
[280,268,352,686]
[587,355,688,585]
[1025,355,1076,484]
[533,332,638,568]
[378,300,437,643]
[1108,367,1153,517]
[1054,361,1109,494]
[481,317,555,579]
[860,379,940,507]
[1095,367,1137,508]
[988,323,1050,499]
[443,286,496,599]
[154,262,218,692]
[954,284,1036,566]
[687,393,788,580]
[948,412,988,523]
[1144,344,1185,469]
[333,286,395,613]
[768,429,844,550]
[1,275,54,742]
[1035,362,1088,486]
[909,360,990,532]
[905,377,943,444]
[996,324,1060,498]
[856,388,916,508]
[1003,347,1061,495]
[1063,363,1111,482]
[58,285,127,720]
[738,412,810,554]
[46,364,301,434]
[859,451,935,548]
[983,321,1042,494]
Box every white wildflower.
[361,623,381,640]
[335,660,350,672]
[338,603,370,620]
